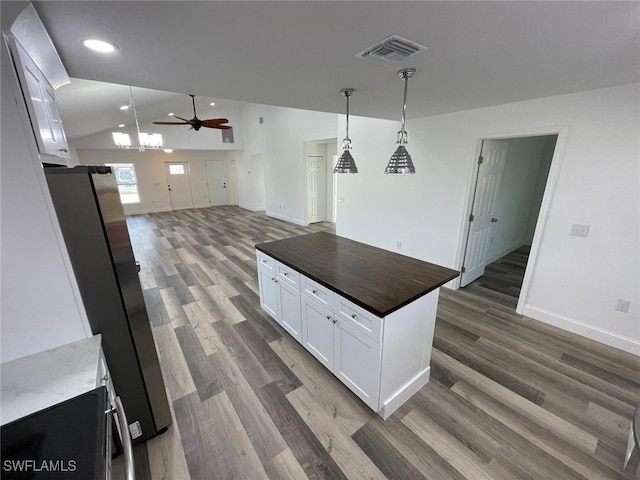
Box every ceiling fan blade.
[203,124,232,130]
[201,118,230,128]
[152,121,190,125]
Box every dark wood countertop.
[256,232,459,318]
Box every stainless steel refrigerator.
[44,165,171,444]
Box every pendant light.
[385,68,416,174]
[334,88,358,173]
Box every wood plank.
[256,382,348,480]
[451,380,627,480]
[174,391,268,479]
[174,325,232,401]
[264,448,309,480]
[151,324,196,400]
[287,385,386,480]
[270,334,373,431]
[182,302,224,356]
[145,389,191,480]
[352,421,429,480]
[431,349,600,455]
[212,320,273,391]
[233,320,301,395]
[355,415,470,480]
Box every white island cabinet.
[256,232,459,419]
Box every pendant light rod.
[398,68,415,144]
[341,88,354,149]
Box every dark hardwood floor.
[117,206,639,479]
[462,245,530,308]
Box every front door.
[205,160,228,206]
[460,140,509,286]
[164,162,194,210]
[307,154,325,223]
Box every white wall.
[337,84,640,354]
[1,36,90,362]
[240,103,337,224]
[75,148,240,214]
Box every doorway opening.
[460,134,558,308]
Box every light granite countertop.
[0,335,103,425]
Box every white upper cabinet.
[8,38,70,160]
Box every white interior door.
[226,160,238,205]
[461,140,509,286]
[307,154,325,223]
[205,160,228,206]
[165,162,194,210]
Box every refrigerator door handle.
[115,396,136,480]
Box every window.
[168,164,185,175]
[106,163,140,204]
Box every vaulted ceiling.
[27,1,640,141]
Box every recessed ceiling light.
[164,149,174,153]
[120,105,129,111]
[168,113,174,117]
[118,124,125,128]
[82,39,119,53]
[209,102,215,107]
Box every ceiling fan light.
[385,145,415,174]
[334,150,358,174]
[83,39,119,53]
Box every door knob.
[491,217,498,223]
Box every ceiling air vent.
[355,35,428,66]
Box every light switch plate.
[570,224,590,237]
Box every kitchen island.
[256,232,459,418]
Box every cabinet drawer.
[256,251,275,271]
[277,262,299,289]
[301,275,333,309]
[335,296,383,342]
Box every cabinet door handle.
[351,313,357,319]
[312,289,318,295]
[58,148,68,153]
[491,217,498,223]
[326,315,332,320]
[333,319,338,324]
[271,277,276,281]
[262,259,268,264]
[283,272,289,277]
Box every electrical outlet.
[615,299,630,313]
[570,224,590,237]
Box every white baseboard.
[193,202,209,209]
[266,211,308,226]
[123,206,172,215]
[521,304,640,356]
[485,241,527,265]
[238,203,265,212]
[379,367,430,420]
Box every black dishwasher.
[1,387,110,480]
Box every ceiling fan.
[152,94,230,131]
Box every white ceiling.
[29,1,640,141]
